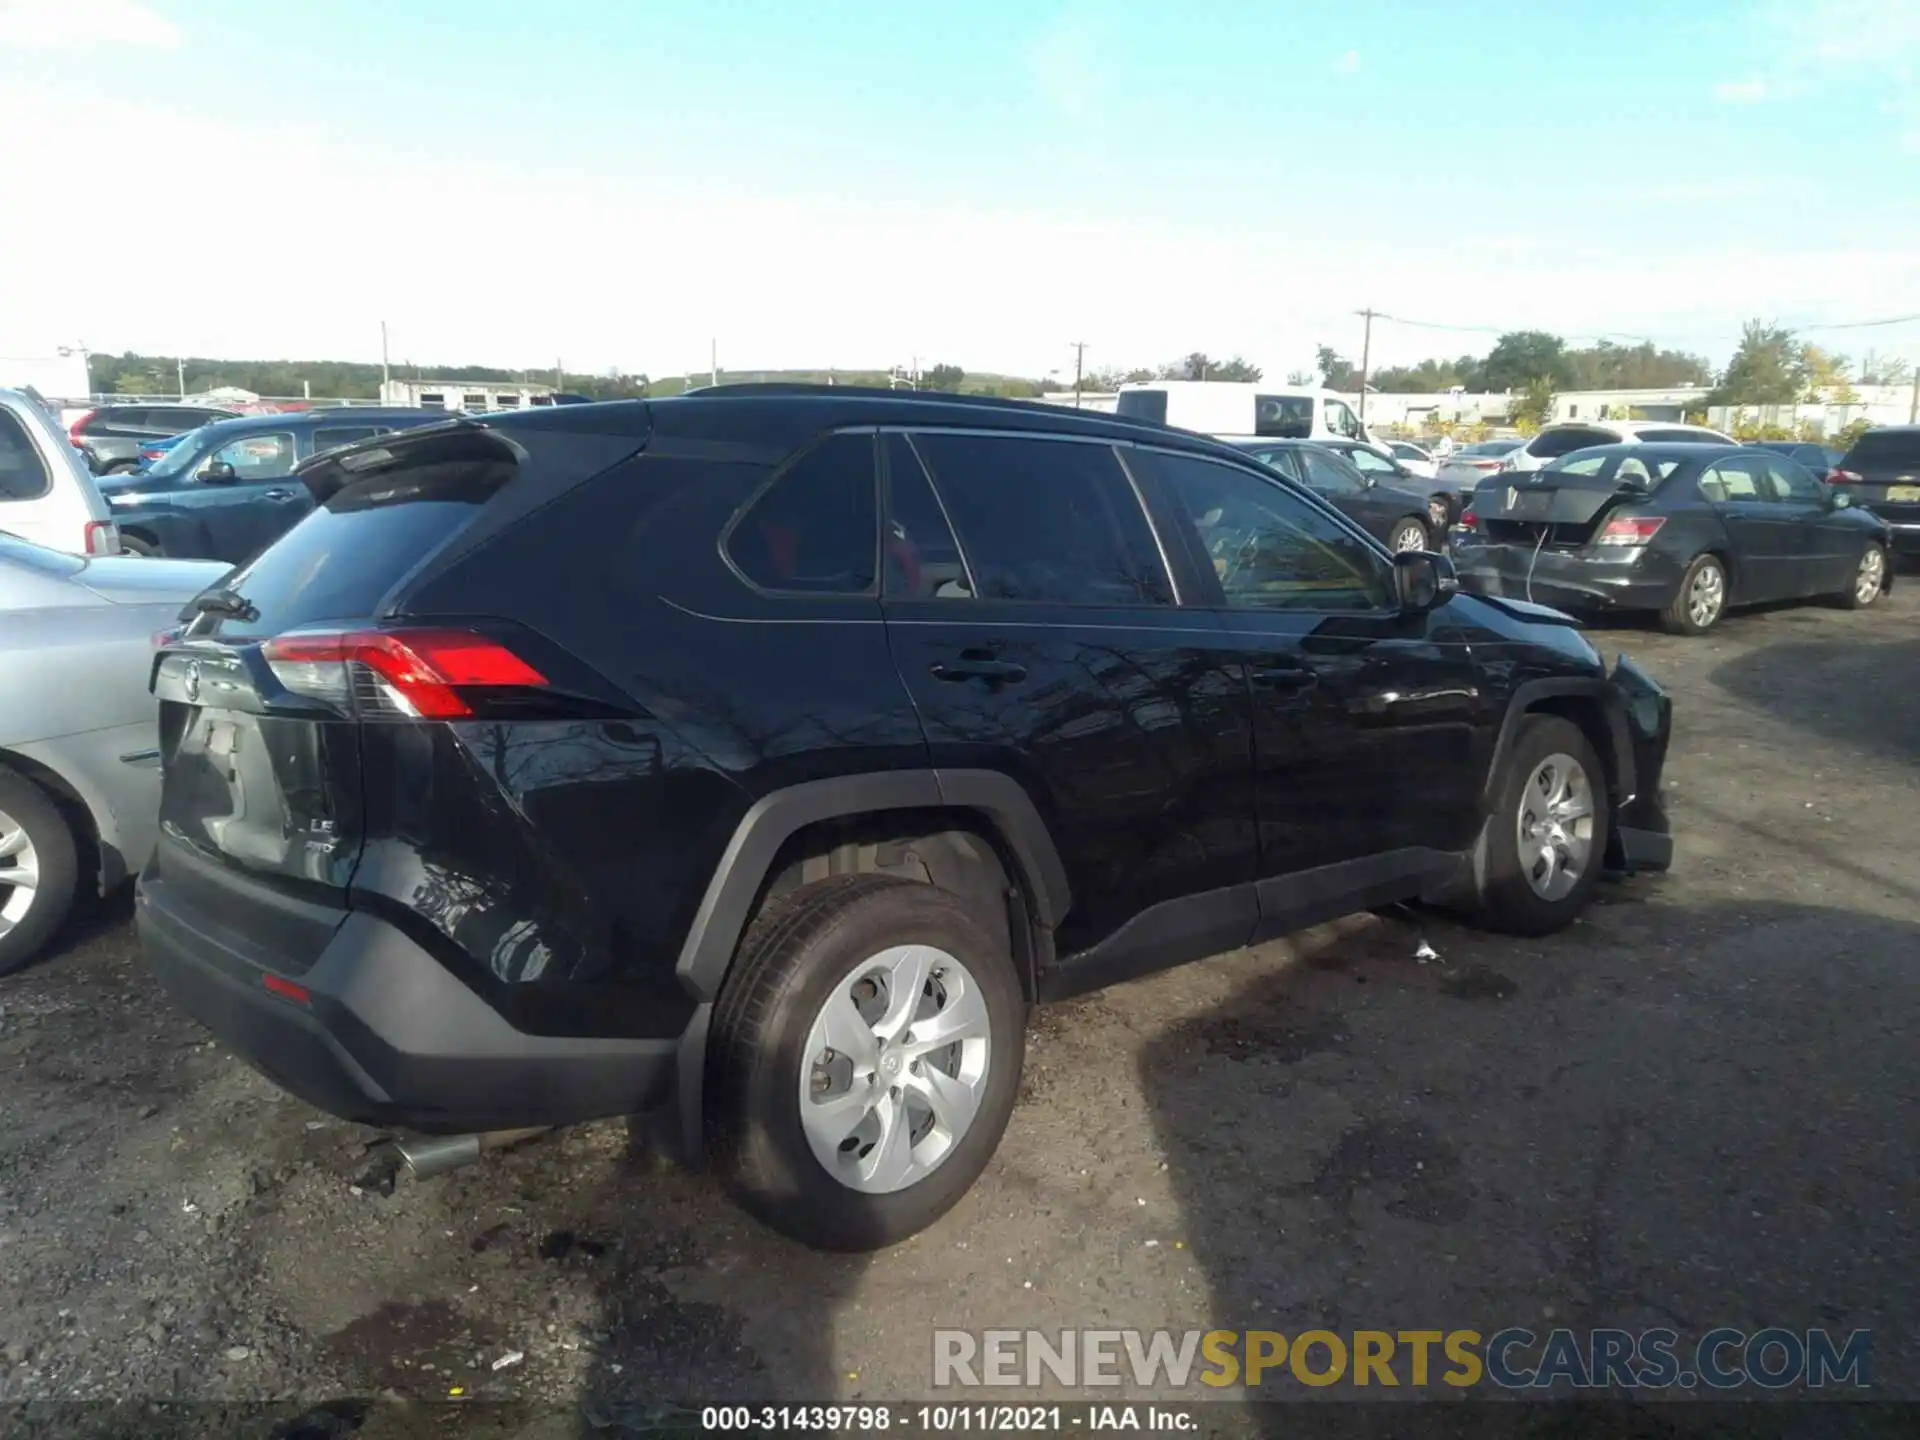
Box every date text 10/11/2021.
[700,1406,1193,1431]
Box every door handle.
[1248,662,1316,692]
[930,659,1028,684]
[261,488,298,501]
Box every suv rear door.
[879,429,1260,972]
[1836,428,1920,540]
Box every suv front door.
[1129,447,1487,927]
[184,429,309,561]
[880,430,1260,975]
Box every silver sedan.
[0,534,226,972]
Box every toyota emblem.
[183,659,202,704]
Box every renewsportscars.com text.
[932,1327,1872,1391]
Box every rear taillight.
[83,521,120,555]
[1469,458,1501,470]
[262,628,548,719]
[1826,469,1861,485]
[1594,515,1667,546]
[141,447,165,461]
[1457,508,1478,529]
[152,626,182,650]
[67,409,96,448]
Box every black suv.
[138,389,1673,1251]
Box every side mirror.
[1393,549,1456,614]
[1830,489,1851,509]
[198,460,237,484]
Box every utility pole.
[710,339,719,389]
[1910,364,1918,424]
[1354,307,1375,422]
[1070,341,1087,408]
[380,321,390,395]
[555,358,564,390]
[176,357,185,397]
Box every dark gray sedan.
[1233,439,1444,553]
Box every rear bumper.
[1451,541,1684,612]
[1875,518,1920,558]
[1606,655,1673,875]
[137,864,680,1135]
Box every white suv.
[1502,419,1734,475]
[0,389,121,555]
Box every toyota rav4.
[138,387,1672,1251]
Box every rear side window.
[1254,395,1314,438]
[1843,430,1920,469]
[1528,427,1617,459]
[199,429,519,638]
[724,431,877,595]
[1637,428,1710,443]
[911,433,1171,606]
[0,408,53,500]
[883,435,973,599]
[1115,389,1169,424]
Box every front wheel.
[1426,495,1452,532]
[1470,716,1610,937]
[1388,517,1431,554]
[1840,544,1887,609]
[118,534,159,558]
[707,874,1025,1251]
[0,769,81,976]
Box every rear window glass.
[1254,395,1313,438]
[1843,430,1920,469]
[1115,389,1169,424]
[1528,427,1617,459]
[0,408,53,500]
[201,434,517,637]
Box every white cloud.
[1712,78,1768,102]
[0,0,179,49]
[1334,49,1361,75]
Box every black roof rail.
[676,381,1187,435]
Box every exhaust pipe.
[394,1127,551,1180]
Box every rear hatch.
[146,417,646,973]
[1834,429,1920,525]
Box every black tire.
[102,460,140,475]
[707,872,1025,1251]
[1660,552,1727,635]
[1387,517,1430,554]
[0,769,81,977]
[1839,543,1887,610]
[1427,494,1452,532]
[1471,716,1610,938]
[118,534,158,557]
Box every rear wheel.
[1662,553,1726,634]
[1426,495,1452,532]
[1840,544,1886,609]
[707,873,1025,1251]
[1471,716,1609,937]
[1388,517,1431,554]
[119,534,159,558]
[0,770,80,976]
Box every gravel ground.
[2,590,1917,1437]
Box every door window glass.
[1298,448,1368,494]
[313,426,381,452]
[205,432,296,480]
[882,434,973,599]
[911,433,1171,606]
[724,431,878,595]
[1324,400,1362,439]
[1699,459,1769,503]
[1253,395,1314,438]
[1766,459,1826,503]
[1141,452,1393,612]
[1343,445,1398,477]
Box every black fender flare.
[673,767,1069,1004]
[1482,677,1638,812]
[662,768,1068,1169]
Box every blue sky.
[3,0,1916,381]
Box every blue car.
[99,409,450,561]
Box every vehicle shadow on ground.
[1136,897,1920,1428]
[1708,638,1920,773]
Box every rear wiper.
[192,588,259,622]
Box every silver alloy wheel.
[0,809,40,939]
[1391,521,1428,553]
[1688,560,1725,629]
[1428,497,1450,532]
[1855,547,1885,604]
[798,944,991,1195]
[1515,752,1595,902]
